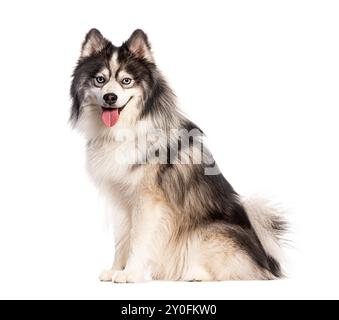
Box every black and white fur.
[70,29,287,282]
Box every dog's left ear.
[126,29,154,63]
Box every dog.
[70,28,287,282]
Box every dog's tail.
[242,196,288,277]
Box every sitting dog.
[70,29,286,282]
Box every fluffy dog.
[70,29,286,282]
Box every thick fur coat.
[70,29,286,282]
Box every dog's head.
[70,29,157,137]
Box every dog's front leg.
[111,197,163,283]
[99,207,131,281]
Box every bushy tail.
[242,197,288,277]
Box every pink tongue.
[101,109,119,127]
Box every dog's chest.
[86,139,143,191]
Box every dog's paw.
[182,266,213,282]
[111,270,145,283]
[99,269,115,282]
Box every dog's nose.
[103,93,118,106]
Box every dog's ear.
[81,28,107,58]
[126,29,153,63]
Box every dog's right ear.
[80,29,107,58]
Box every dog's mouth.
[100,97,132,128]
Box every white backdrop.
[0,0,338,299]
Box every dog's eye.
[95,76,106,85]
[121,78,132,86]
